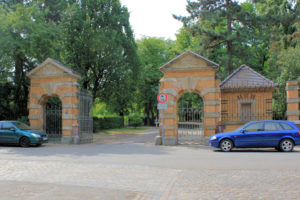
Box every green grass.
[97,127,149,134]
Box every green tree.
[42,0,69,24]
[62,0,139,116]
[260,0,300,79]
[136,37,174,125]
[0,1,61,119]
[174,0,266,76]
[175,0,235,73]
[252,0,300,118]
[173,27,199,53]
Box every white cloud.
[121,0,188,40]
[121,0,246,40]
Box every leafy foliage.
[135,37,175,125]
[62,0,139,116]
[0,0,139,120]
[0,1,61,119]
[128,113,143,128]
[178,93,203,109]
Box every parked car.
[0,121,48,147]
[294,121,300,129]
[209,120,300,152]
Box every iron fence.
[177,106,204,144]
[45,105,62,143]
[78,89,93,144]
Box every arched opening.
[177,92,204,144]
[44,96,62,142]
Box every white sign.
[157,103,168,110]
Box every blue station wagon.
[0,121,48,147]
[209,120,300,152]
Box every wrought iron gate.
[45,105,62,143]
[78,89,93,144]
[177,105,204,144]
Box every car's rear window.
[280,123,294,130]
[293,122,300,129]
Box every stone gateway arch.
[27,58,93,143]
[159,51,221,145]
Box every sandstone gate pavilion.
[27,58,93,144]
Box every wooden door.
[241,103,252,121]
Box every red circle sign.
[157,93,167,103]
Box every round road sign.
[157,93,167,103]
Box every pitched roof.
[159,50,219,72]
[220,64,278,89]
[27,58,81,78]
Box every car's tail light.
[298,131,300,136]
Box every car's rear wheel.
[220,139,233,152]
[279,139,294,152]
[19,137,30,148]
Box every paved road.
[93,127,158,144]
[0,129,300,200]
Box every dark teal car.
[0,121,48,147]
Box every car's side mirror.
[9,128,15,132]
[240,129,245,133]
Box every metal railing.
[45,106,62,143]
[78,89,93,144]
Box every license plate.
[43,137,48,141]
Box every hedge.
[128,114,143,128]
[93,116,124,131]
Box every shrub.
[128,114,143,128]
[93,116,124,132]
[124,115,129,127]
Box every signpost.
[157,93,168,145]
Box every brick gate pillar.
[286,81,299,121]
[159,80,179,145]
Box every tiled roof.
[220,65,278,89]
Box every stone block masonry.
[286,81,299,121]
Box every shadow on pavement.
[213,148,300,153]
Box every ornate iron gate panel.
[45,106,62,143]
[178,106,204,144]
[78,89,93,144]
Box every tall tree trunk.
[14,53,23,117]
[226,0,233,74]
[92,78,99,101]
[83,63,91,90]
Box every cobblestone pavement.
[0,130,300,199]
